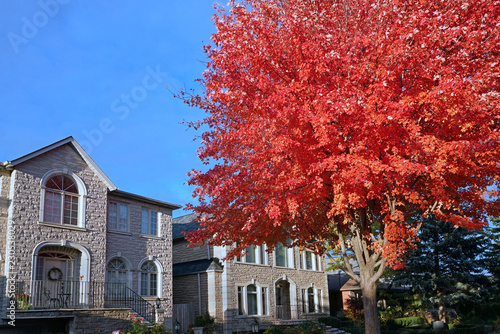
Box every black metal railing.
[13,280,155,323]
[14,280,99,309]
[105,283,155,323]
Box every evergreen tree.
[394,216,493,316]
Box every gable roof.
[172,213,201,240]
[173,258,223,276]
[5,136,117,191]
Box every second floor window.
[237,244,267,265]
[141,208,158,235]
[108,202,128,231]
[299,250,321,271]
[275,242,294,268]
[43,175,79,226]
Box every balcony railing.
[13,280,155,323]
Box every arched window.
[43,175,80,226]
[237,282,268,316]
[106,258,128,298]
[140,261,158,297]
[107,259,128,286]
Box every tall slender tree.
[180,1,500,333]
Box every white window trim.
[300,249,321,271]
[108,201,130,232]
[273,243,294,268]
[39,169,87,228]
[105,255,133,288]
[302,287,323,314]
[236,244,268,265]
[236,281,269,316]
[141,208,160,236]
[137,258,163,298]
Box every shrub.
[344,295,364,321]
[393,317,425,327]
[265,321,325,334]
[264,326,286,334]
[194,312,217,333]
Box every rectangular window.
[247,285,258,315]
[150,273,157,296]
[238,287,244,315]
[301,289,306,313]
[308,288,315,313]
[275,242,293,268]
[261,287,267,315]
[246,246,256,263]
[306,251,313,270]
[44,191,61,223]
[300,250,319,271]
[63,194,79,225]
[142,208,159,235]
[317,289,323,313]
[141,273,148,295]
[237,244,266,265]
[108,202,128,231]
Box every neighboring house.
[328,269,410,315]
[172,214,330,334]
[0,137,181,333]
[328,271,354,315]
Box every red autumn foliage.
[180,0,499,332]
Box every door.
[276,281,291,320]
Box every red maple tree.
[181,0,500,333]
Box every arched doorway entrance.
[31,242,90,308]
[276,280,291,320]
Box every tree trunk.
[360,277,380,334]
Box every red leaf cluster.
[183,0,500,268]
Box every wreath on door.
[47,267,63,281]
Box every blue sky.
[0,1,218,217]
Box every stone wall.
[5,145,109,283]
[8,308,134,334]
[0,142,176,326]
[106,193,174,315]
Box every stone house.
[172,214,330,334]
[0,137,181,333]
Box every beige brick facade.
[0,137,180,332]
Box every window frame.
[108,201,129,232]
[274,241,294,268]
[236,282,269,317]
[141,208,159,236]
[39,170,87,228]
[140,261,159,297]
[236,244,267,265]
[301,287,323,314]
[106,258,129,298]
[299,249,322,271]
